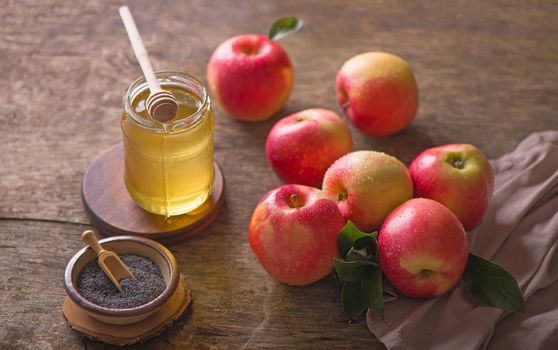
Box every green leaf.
[268,16,303,41]
[462,253,525,313]
[354,236,373,250]
[337,221,376,259]
[334,259,378,282]
[345,247,370,262]
[362,231,379,258]
[362,268,384,317]
[336,222,382,321]
[337,236,352,261]
[342,281,367,321]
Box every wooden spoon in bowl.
[81,230,136,292]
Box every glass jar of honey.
[122,72,214,216]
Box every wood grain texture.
[1,0,557,349]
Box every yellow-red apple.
[248,184,344,286]
[207,34,293,121]
[322,151,413,232]
[409,144,494,230]
[378,198,469,298]
[265,108,353,187]
[336,52,419,137]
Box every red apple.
[336,52,419,137]
[265,108,353,187]
[248,184,344,286]
[409,144,494,230]
[322,151,413,232]
[207,34,294,121]
[378,198,469,298]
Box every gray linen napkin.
[367,131,558,350]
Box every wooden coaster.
[82,143,224,244]
[63,274,192,346]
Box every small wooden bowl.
[64,236,179,325]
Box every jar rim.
[123,71,209,132]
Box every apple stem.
[453,159,464,169]
[289,194,303,209]
[337,191,348,202]
[419,269,435,279]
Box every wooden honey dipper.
[119,6,178,123]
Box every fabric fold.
[368,131,558,350]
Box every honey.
[121,72,214,216]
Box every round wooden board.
[82,143,224,244]
[63,274,192,346]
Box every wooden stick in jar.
[119,6,178,123]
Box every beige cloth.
[368,131,558,350]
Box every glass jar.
[121,72,214,216]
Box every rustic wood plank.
[1,0,558,348]
[0,220,378,349]
[1,0,557,222]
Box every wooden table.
[1,1,557,349]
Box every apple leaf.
[357,231,378,259]
[268,16,303,41]
[345,247,369,262]
[337,221,362,258]
[342,281,368,321]
[337,221,377,259]
[462,253,525,313]
[336,221,385,321]
[362,268,384,318]
[353,236,373,250]
[334,259,378,282]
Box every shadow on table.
[355,124,437,165]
